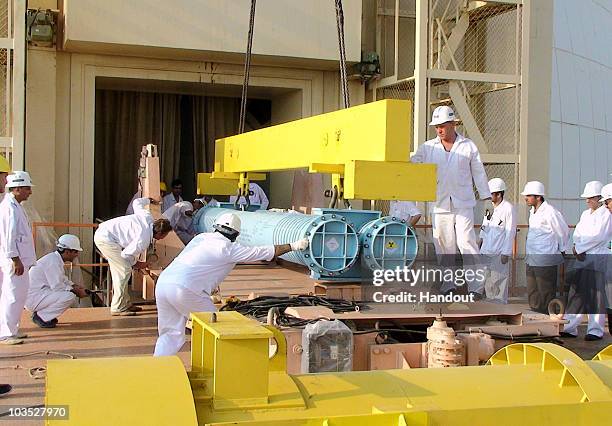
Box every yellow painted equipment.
[46,312,611,425]
[201,99,437,201]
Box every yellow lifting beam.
[199,99,436,201]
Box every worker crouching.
[26,234,88,328]
[153,212,309,356]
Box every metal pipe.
[193,207,360,278]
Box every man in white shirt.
[411,106,491,293]
[522,181,570,313]
[0,156,14,393]
[477,178,517,303]
[562,181,611,340]
[229,182,269,210]
[162,201,196,245]
[153,213,309,356]
[600,183,612,335]
[26,234,88,328]
[389,201,421,227]
[0,172,37,345]
[161,179,184,213]
[95,198,172,316]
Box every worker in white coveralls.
[0,171,36,345]
[477,178,517,303]
[94,198,172,316]
[600,183,612,335]
[389,201,422,227]
[562,181,612,341]
[522,181,570,314]
[411,106,491,294]
[153,212,309,356]
[162,201,196,245]
[26,234,88,328]
[229,182,269,210]
[0,155,14,395]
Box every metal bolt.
[364,244,369,248]
[381,218,387,223]
[383,348,390,354]
[341,217,346,221]
[373,348,380,355]
[306,232,311,236]
[332,214,336,218]
[366,255,371,259]
[373,225,378,229]
[293,345,303,354]
[305,254,310,258]
[367,234,372,238]
[310,263,315,267]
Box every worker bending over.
[411,106,490,294]
[153,213,309,356]
[95,198,172,316]
[162,201,196,245]
[522,181,570,313]
[477,178,517,303]
[229,182,269,210]
[0,172,36,345]
[26,234,88,328]
[562,181,612,340]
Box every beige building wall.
[25,0,366,227]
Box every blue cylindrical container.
[193,207,359,278]
[359,217,418,271]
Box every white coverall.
[154,232,275,356]
[411,133,491,292]
[564,205,612,338]
[389,201,420,223]
[94,198,153,313]
[229,183,269,210]
[0,193,36,339]
[478,199,517,302]
[525,201,570,267]
[162,201,195,245]
[161,193,183,214]
[25,251,77,322]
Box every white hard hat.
[6,171,34,189]
[488,178,507,193]
[214,213,241,233]
[57,234,83,251]
[521,181,546,196]
[580,180,603,198]
[429,106,458,126]
[600,183,612,202]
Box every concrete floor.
[0,264,609,425]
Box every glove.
[290,238,309,251]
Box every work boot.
[584,334,602,341]
[608,309,612,336]
[32,312,56,329]
[14,332,28,339]
[126,305,142,313]
[0,337,23,345]
[559,331,577,338]
[111,310,136,317]
[50,318,58,326]
[0,384,12,397]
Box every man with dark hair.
[94,198,171,316]
[162,178,183,213]
[153,213,309,356]
[522,181,569,313]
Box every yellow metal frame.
[45,312,612,425]
[200,99,436,201]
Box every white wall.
[63,0,361,64]
[550,0,612,224]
